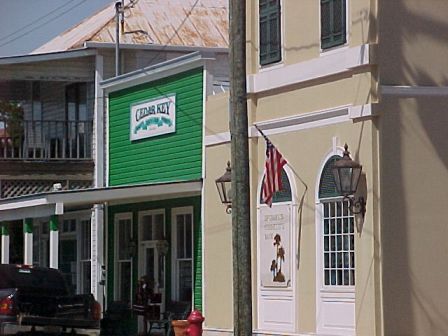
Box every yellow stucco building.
[202,1,448,335]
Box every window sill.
[320,42,350,56]
[258,60,285,73]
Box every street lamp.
[215,161,232,214]
[332,144,366,218]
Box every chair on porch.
[145,301,191,336]
[132,276,191,335]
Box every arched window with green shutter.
[260,168,292,204]
[319,155,342,199]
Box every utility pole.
[115,1,123,77]
[229,0,252,335]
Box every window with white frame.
[80,218,91,294]
[141,211,165,241]
[172,208,193,302]
[115,213,133,305]
[319,155,355,287]
[140,210,165,290]
[322,200,355,286]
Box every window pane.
[78,84,87,121]
[154,214,164,240]
[178,260,192,302]
[32,82,42,120]
[324,270,329,285]
[118,219,131,260]
[185,214,192,259]
[177,215,185,259]
[158,254,165,289]
[142,215,153,241]
[145,248,155,285]
[81,219,91,260]
[119,261,132,304]
[82,261,91,294]
[67,86,77,121]
[322,200,355,287]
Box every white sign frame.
[130,94,176,141]
[259,204,292,288]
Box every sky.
[0,0,113,57]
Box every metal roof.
[33,0,228,54]
[101,51,209,93]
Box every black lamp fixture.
[128,238,137,258]
[215,161,232,214]
[332,144,366,218]
[156,239,169,256]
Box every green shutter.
[321,0,346,50]
[319,155,342,198]
[259,0,281,65]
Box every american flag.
[262,140,287,207]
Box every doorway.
[138,210,166,311]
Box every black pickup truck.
[0,264,101,335]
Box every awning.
[0,180,202,222]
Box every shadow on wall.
[378,0,448,335]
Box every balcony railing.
[0,120,93,160]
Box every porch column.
[23,218,33,265]
[91,204,104,305]
[49,215,59,269]
[1,224,9,264]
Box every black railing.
[0,120,93,160]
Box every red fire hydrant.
[186,310,205,336]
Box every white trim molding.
[381,85,448,97]
[248,44,372,94]
[204,104,373,147]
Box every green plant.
[0,100,24,145]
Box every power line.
[0,0,88,49]
[0,0,79,42]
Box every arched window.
[260,168,292,204]
[318,156,355,287]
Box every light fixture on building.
[215,161,232,214]
[332,144,366,218]
[128,239,137,258]
[156,239,169,256]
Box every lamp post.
[215,161,232,214]
[332,144,366,218]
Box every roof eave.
[84,41,228,53]
[0,48,97,65]
[0,180,202,221]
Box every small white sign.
[259,205,291,288]
[130,94,176,141]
